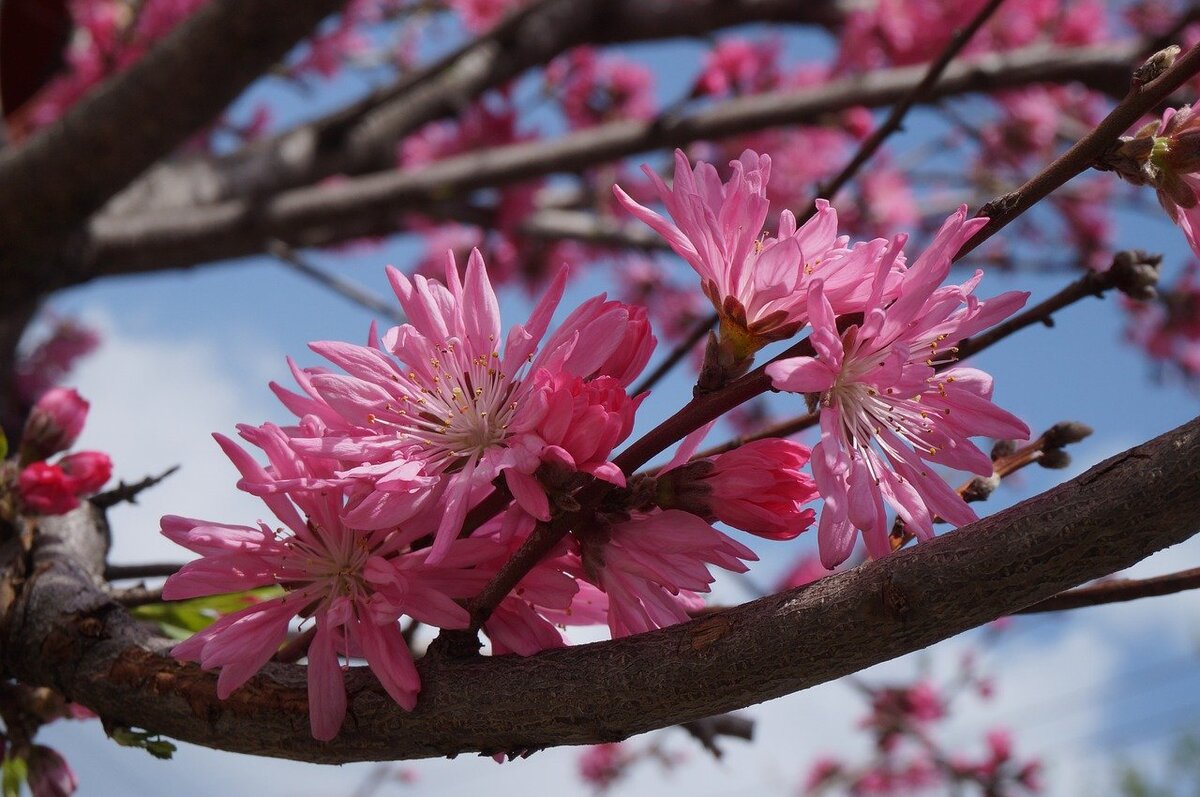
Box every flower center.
[380,340,523,469]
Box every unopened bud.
[1037,448,1072,469]
[22,387,88,461]
[990,439,1018,460]
[1043,421,1093,448]
[59,450,113,494]
[1133,45,1181,87]
[1109,250,1162,300]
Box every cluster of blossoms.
[803,661,1041,796]
[165,148,1032,737]
[616,149,1030,566]
[10,388,112,516]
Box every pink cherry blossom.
[616,149,891,349]
[767,208,1030,567]
[470,510,606,655]
[577,509,756,638]
[693,37,782,97]
[15,317,101,404]
[1149,106,1200,256]
[163,422,495,740]
[282,250,650,562]
[18,462,81,515]
[546,48,656,130]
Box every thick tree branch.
[2,416,1199,763]
[105,0,854,218]
[77,40,1140,278]
[0,0,349,294]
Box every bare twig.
[1020,567,1200,614]
[104,563,184,581]
[110,584,165,608]
[955,41,1200,261]
[91,465,180,510]
[679,713,754,759]
[267,240,405,323]
[631,313,716,396]
[812,0,1008,207]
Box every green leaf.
[110,728,177,760]
[132,587,283,640]
[0,427,9,461]
[1,754,27,797]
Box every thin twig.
[955,40,1200,261]
[104,562,184,581]
[812,0,1008,208]
[110,584,164,607]
[679,713,754,759]
[267,240,404,323]
[91,465,180,509]
[1019,567,1200,614]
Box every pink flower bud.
[985,728,1013,764]
[59,451,113,495]
[22,387,89,459]
[592,304,656,388]
[701,439,819,540]
[532,372,642,484]
[26,745,78,797]
[19,462,80,515]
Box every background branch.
[77,39,1141,279]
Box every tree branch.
[2,415,1199,762]
[0,0,350,294]
[77,39,1140,279]
[104,0,854,219]
[1019,566,1200,614]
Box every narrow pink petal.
[505,469,550,522]
[306,624,347,741]
[356,617,419,711]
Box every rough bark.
[2,415,1198,763]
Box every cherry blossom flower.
[1147,106,1200,255]
[546,48,656,130]
[282,250,650,562]
[615,149,895,355]
[163,423,495,740]
[767,208,1030,567]
[577,509,756,638]
[692,37,782,97]
[15,318,100,404]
